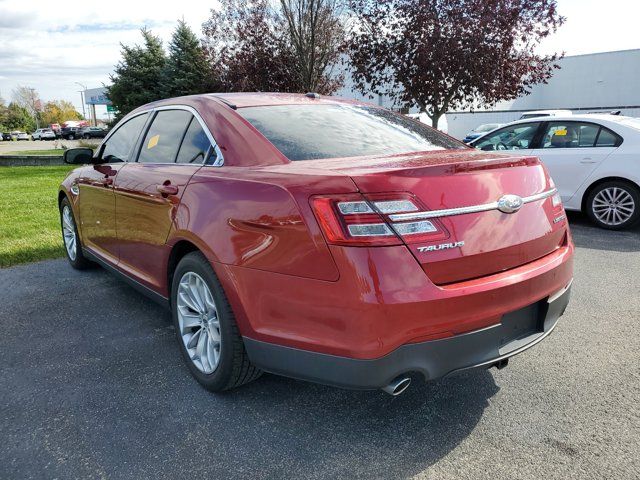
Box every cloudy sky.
[0,0,639,118]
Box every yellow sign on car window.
[147,134,160,149]
[554,129,567,136]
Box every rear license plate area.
[498,302,544,354]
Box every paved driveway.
[1,214,639,479]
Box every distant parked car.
[79,126,107,139]
[60,127,82,140]
[32,128,57,141]
[470,114,640,230]
[13,131,30,141]
[1,132,11,141]
[462,123,504,143]
[519,109,572,120]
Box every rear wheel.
[586,181,640,230]
[59,197,92,269]
[171,252,261,391]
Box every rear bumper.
[244,281,571,390]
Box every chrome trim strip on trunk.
[389,188,558,222]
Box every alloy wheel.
[592,187,636,226]
[62,205,77,261]
[176,272,221,374]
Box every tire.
[59,197,92,269]
[171,252,262,392]
[67,134,74,140]
[586,180,640,230]
[83,134,90,139]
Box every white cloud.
[0,0,216,117]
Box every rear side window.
[101,113,148,163]
[176,118,212,164]
[596,128,621,147]
[138,110,192,163]
[239,104,463,161]
[541,122,621,148]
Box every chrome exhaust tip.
[382,376,411,396]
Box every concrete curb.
[0,155,65,166]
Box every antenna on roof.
[610,110,622,115]
[305,92,320,99]
[210,94,237,110]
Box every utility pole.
[75,82,87,119]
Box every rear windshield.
[239,104,463,161]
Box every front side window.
[239,104,463,161]
[138,110,192,164]
[176,118,212,164]
[101,113,149,163]
[475,123,540,151]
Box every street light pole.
[74,82,87,119]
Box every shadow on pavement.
[0,261,499,479]
[567,211,640,252]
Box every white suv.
[32,128,56,141]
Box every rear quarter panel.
[168,167,357,281]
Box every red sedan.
[59,93,574,395]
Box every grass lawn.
[3,149,65,156]
[0,165,76,268]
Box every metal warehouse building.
[336,49,640,140]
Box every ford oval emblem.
[497,194,524,214]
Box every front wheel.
[171,252,262,392]
[60,198,92,269]
[586,181,640,230]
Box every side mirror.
[480,144,495,151]
[63,148,94,165]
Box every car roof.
[206,92,364,109]
[510,113,631,124]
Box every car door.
[76,112,150,264]
[113,108,213,291]
[472,122,541,155]
[529,121,621,202]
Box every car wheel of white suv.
[586,181,640,230]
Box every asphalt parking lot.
[1,213,639,480]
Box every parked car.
[12,131,30,141]
[462,123,504,143]
[79,126,107,139]
[60,126,82,140]
[32,128,57,141]
[1,132,11,141]
[519,109,572,120]
[470,114,640,229]
[59,93,573,395]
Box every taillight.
[311,193,449,246]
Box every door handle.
[157,184,179,196]
[580,158,597,164]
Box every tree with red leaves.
[203,0,344,94]
[346,0,565,128]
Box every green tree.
[6,102,36,132]
[107,28,167,118]
[165,19,213,97]
[0,94,8,131]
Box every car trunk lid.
[305,150,567,285]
